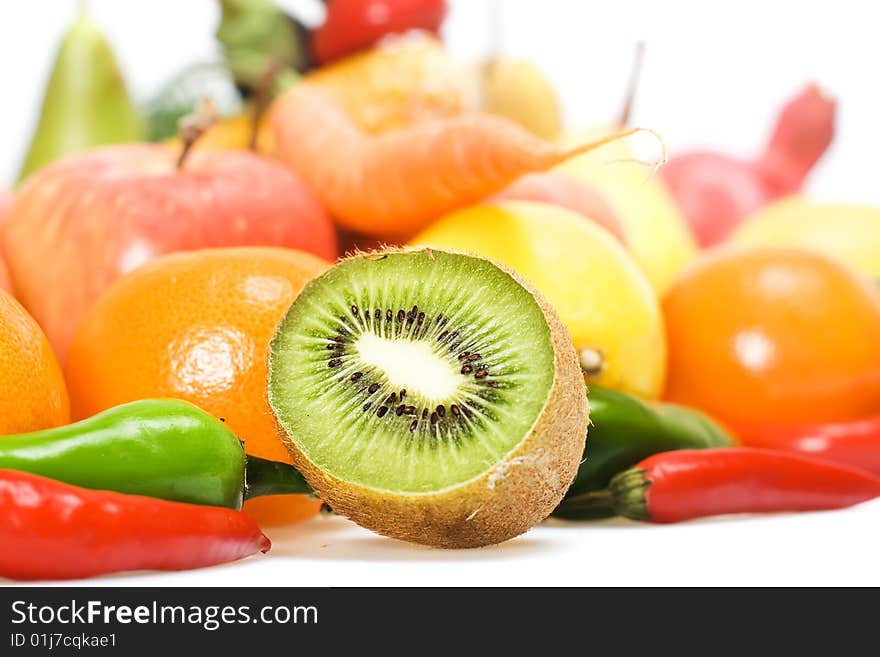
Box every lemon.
[410,201,666,398]
[730,196,880,279]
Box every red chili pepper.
[313,0,448,64]
[727,416,880,476]
[0,470,270,581]
[565,448,880,523]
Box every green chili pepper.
[0,399,311,509]
[553,385,733,519]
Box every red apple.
[494,172,627,243]
[2,144,337,360]
[0,188,13,293]
[0,188,11,216]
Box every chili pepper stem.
[558,469,652,521]
[244,455,313,500]
[556,489,615,514]
[607,468,651,521]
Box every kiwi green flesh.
[268,250,556,494]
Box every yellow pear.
[554,129,698,295]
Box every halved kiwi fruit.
[268,248,588,548]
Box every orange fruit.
[0,290,69,434]
[663,247,880,424]
[0,256,11,294]
[66,247,329,525]
[0,188,12,293]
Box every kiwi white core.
[355,332,460,403]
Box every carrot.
[272,83,637,238]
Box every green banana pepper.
[553,385,733,519]
[0,399,311,509]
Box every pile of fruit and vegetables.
[3,0,880,581]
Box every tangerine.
[0,290,69,434]
[66,247,329,525]
[663,247,880,424]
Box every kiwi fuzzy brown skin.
[270,247,589,548]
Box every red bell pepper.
[0,470,270,581]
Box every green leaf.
[216,0,310,95]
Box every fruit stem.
[478,0,504,105]
[249,57,283,151]
[244,455,314,500]
[176,97,220,169]
[617,41,645,128]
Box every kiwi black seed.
[267,248,588,549]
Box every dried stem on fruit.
[176,97,220,169]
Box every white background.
[1,0,879,201]
[29,502,877,587]
[2,1,879,587]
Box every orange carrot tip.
[571,127,669,173]
[271,83,659,239]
